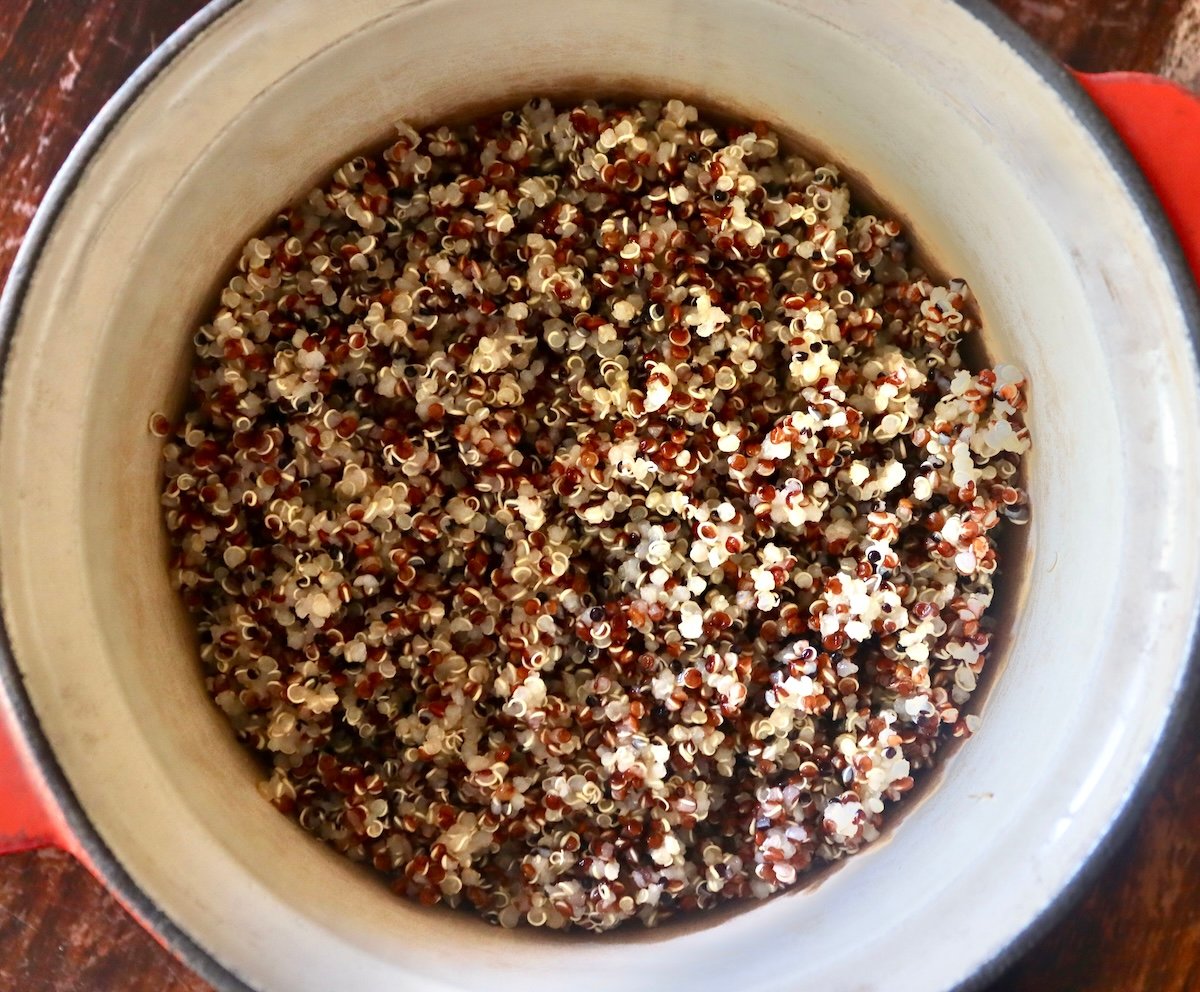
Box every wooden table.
[1,1,1197,989]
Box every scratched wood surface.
[0,1,1197,990]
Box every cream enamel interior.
[2,1,1199,991]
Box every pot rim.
[0,2,1196,990]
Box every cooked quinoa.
[158,98,1030,931]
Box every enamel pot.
[1,2,1198,990]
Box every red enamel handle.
[0,701,64,854]
[1074,70,1200,286]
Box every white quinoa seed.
[159,98,1030,933]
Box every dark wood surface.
[1,1,1197,989]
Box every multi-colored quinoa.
[158,99,1030,931]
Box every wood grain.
[0,2,1197,990]
[995,0,1189,73]
[0,0,199,265]
[1160,0,1200,91]
[0,849,209,992]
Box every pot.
[1,2,1198,990]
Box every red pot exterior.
[0,704,65,854]
[1074,71,1200,287]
